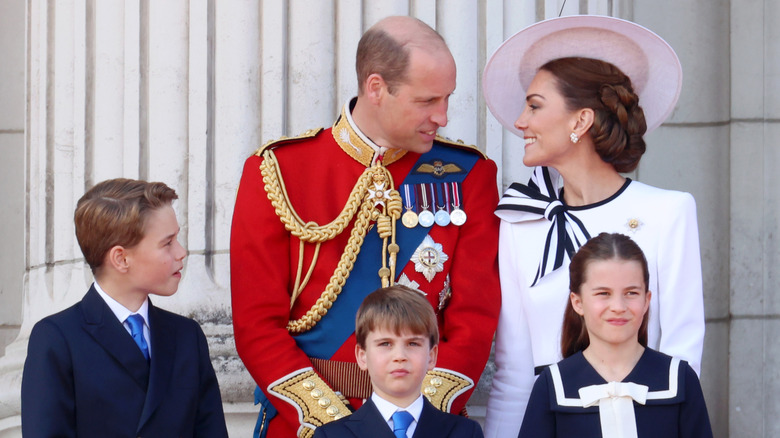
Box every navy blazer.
[313,397,484,438]
[21,286,228,438]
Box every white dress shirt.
[371,392,424,438]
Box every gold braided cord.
[260,149,399,333]
[286,197,374,333]
[261,150,373,243]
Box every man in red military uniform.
[231,16,500,438]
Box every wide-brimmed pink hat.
[482,15,682,137]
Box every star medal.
[417,184,435,228]
[411,235,449,282]
[401,184,418,228]
[433,183,450,226]
[449,182,467,226]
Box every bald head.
[356,16,451,95]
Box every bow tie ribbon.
[579,381,649,438]
[495,166,591,286]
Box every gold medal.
[402,210,419,228]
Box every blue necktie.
[392,411,414,438]
[126,314,150,360]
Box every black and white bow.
[495,166,591,286]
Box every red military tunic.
[231,102,500,437]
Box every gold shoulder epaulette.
[269,368,353,437]
[421,368,474,413]
[253,128,324,157]
[434,135,488,159]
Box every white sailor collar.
[332,98,407,167]
[544,349,687,413]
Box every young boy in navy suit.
[21,178,228,438]
[314,285,484,438]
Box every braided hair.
[540,57,648,173]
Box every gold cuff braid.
[421,368,474,413]
[269,369,353,437]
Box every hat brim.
[482,15,682,137]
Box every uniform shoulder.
[253,127,325,157]
[434,135,488,159]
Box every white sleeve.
[656,192,704,375]
[484,220,537,438]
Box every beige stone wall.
[1,0,778,436]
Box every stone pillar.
[729,1,780,436]
[0,0,744,436]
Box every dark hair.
[74,178,178,274]
[355,285,439,349]
[561,232,650,358]
[541,57,648,173]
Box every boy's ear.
[355,344,368,371]
[106,245,130,273]
[427,344,438,371]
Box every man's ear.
[364,73,387,104]
[106,245,129,273]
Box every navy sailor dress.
[518,348,713,438]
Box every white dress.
[484,167,704,438]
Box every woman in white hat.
[482,15,705,437]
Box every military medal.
[401,184,418,228]
[417,184,435,227]
[411,235,449,282]
[433,183,450,226]
[450,182,467,226]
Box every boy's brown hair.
[74,178,178,274]
[355,285,439,349]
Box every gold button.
[334,413,345,420]
[318,397,331,408]
[628,218,639,228]
[310,389,323,399]
[430,377,443,387]
[302,380,315,391]
[326,406,340,417]
[424,386,437,396]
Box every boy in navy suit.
[21,178,228,438]
[314,286,484,438]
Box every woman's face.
[514,70,581,168]
[570,258,650,351]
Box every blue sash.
[293,144,479,358]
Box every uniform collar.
[332,98,407,167]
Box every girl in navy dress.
[518,233,712,438]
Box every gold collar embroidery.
[332,102,407,167]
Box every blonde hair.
[74,178,177,273]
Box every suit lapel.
[137,301,177,431]
[345,399,397,438]
[413,398,457,438]
[80,286,150,390]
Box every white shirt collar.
[371,392,424,436]
[93,281,150,327]
[343,99,389,161]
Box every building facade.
[0,0,777,436]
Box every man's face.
[375,48,456,154]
